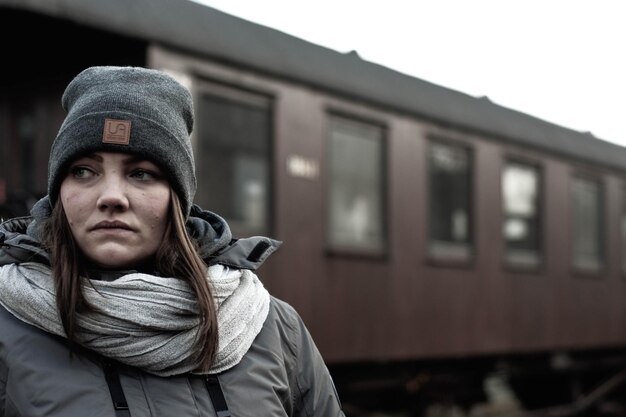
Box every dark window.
[622,187,626,275]
[502,161,542,267]
[195,83,272,236]
[327,116,386,253]
[571,176,603,273]
[18,113,36,194]
[428,140,473,259]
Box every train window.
[502,161,542,268]
[571,176,604,273]
[622,187,626,275]
[428,140,473,260]
[327,116,386,253]
[18,113,37,195]
[194,83,273,236]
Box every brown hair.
[42,191,218,371]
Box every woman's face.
[59,152,171,269]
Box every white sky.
[193,1,625,147]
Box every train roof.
[3,0,626,172]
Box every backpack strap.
[204,375,231,417]
[102,361,230,417]
[102,360,131,417]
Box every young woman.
[0,66,344,416]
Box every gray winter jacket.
[0,204,344,417]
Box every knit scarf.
[0,262,270,376]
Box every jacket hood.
[0,196,280,270]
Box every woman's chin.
[84,247,152,271]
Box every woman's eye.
[131,169,157,181]
[70,166,95,179]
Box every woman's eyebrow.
[122,155,149,164]
[75,153,103,163]
[122,155,138,162]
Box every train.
[2,1,626,415]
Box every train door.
[0,89,62,218]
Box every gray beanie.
[48,66,196,216]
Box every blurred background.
[1,1,626,415]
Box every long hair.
[41,191,218,371]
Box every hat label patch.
[103,119,131,144]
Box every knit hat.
[48,66,196,216]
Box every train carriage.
[2,0,626,413]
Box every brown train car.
[2,0,626,413]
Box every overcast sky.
[192,1,625,148]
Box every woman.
[0,66,344,416]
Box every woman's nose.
[96,175,130,210]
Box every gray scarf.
[0,262,270,376]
